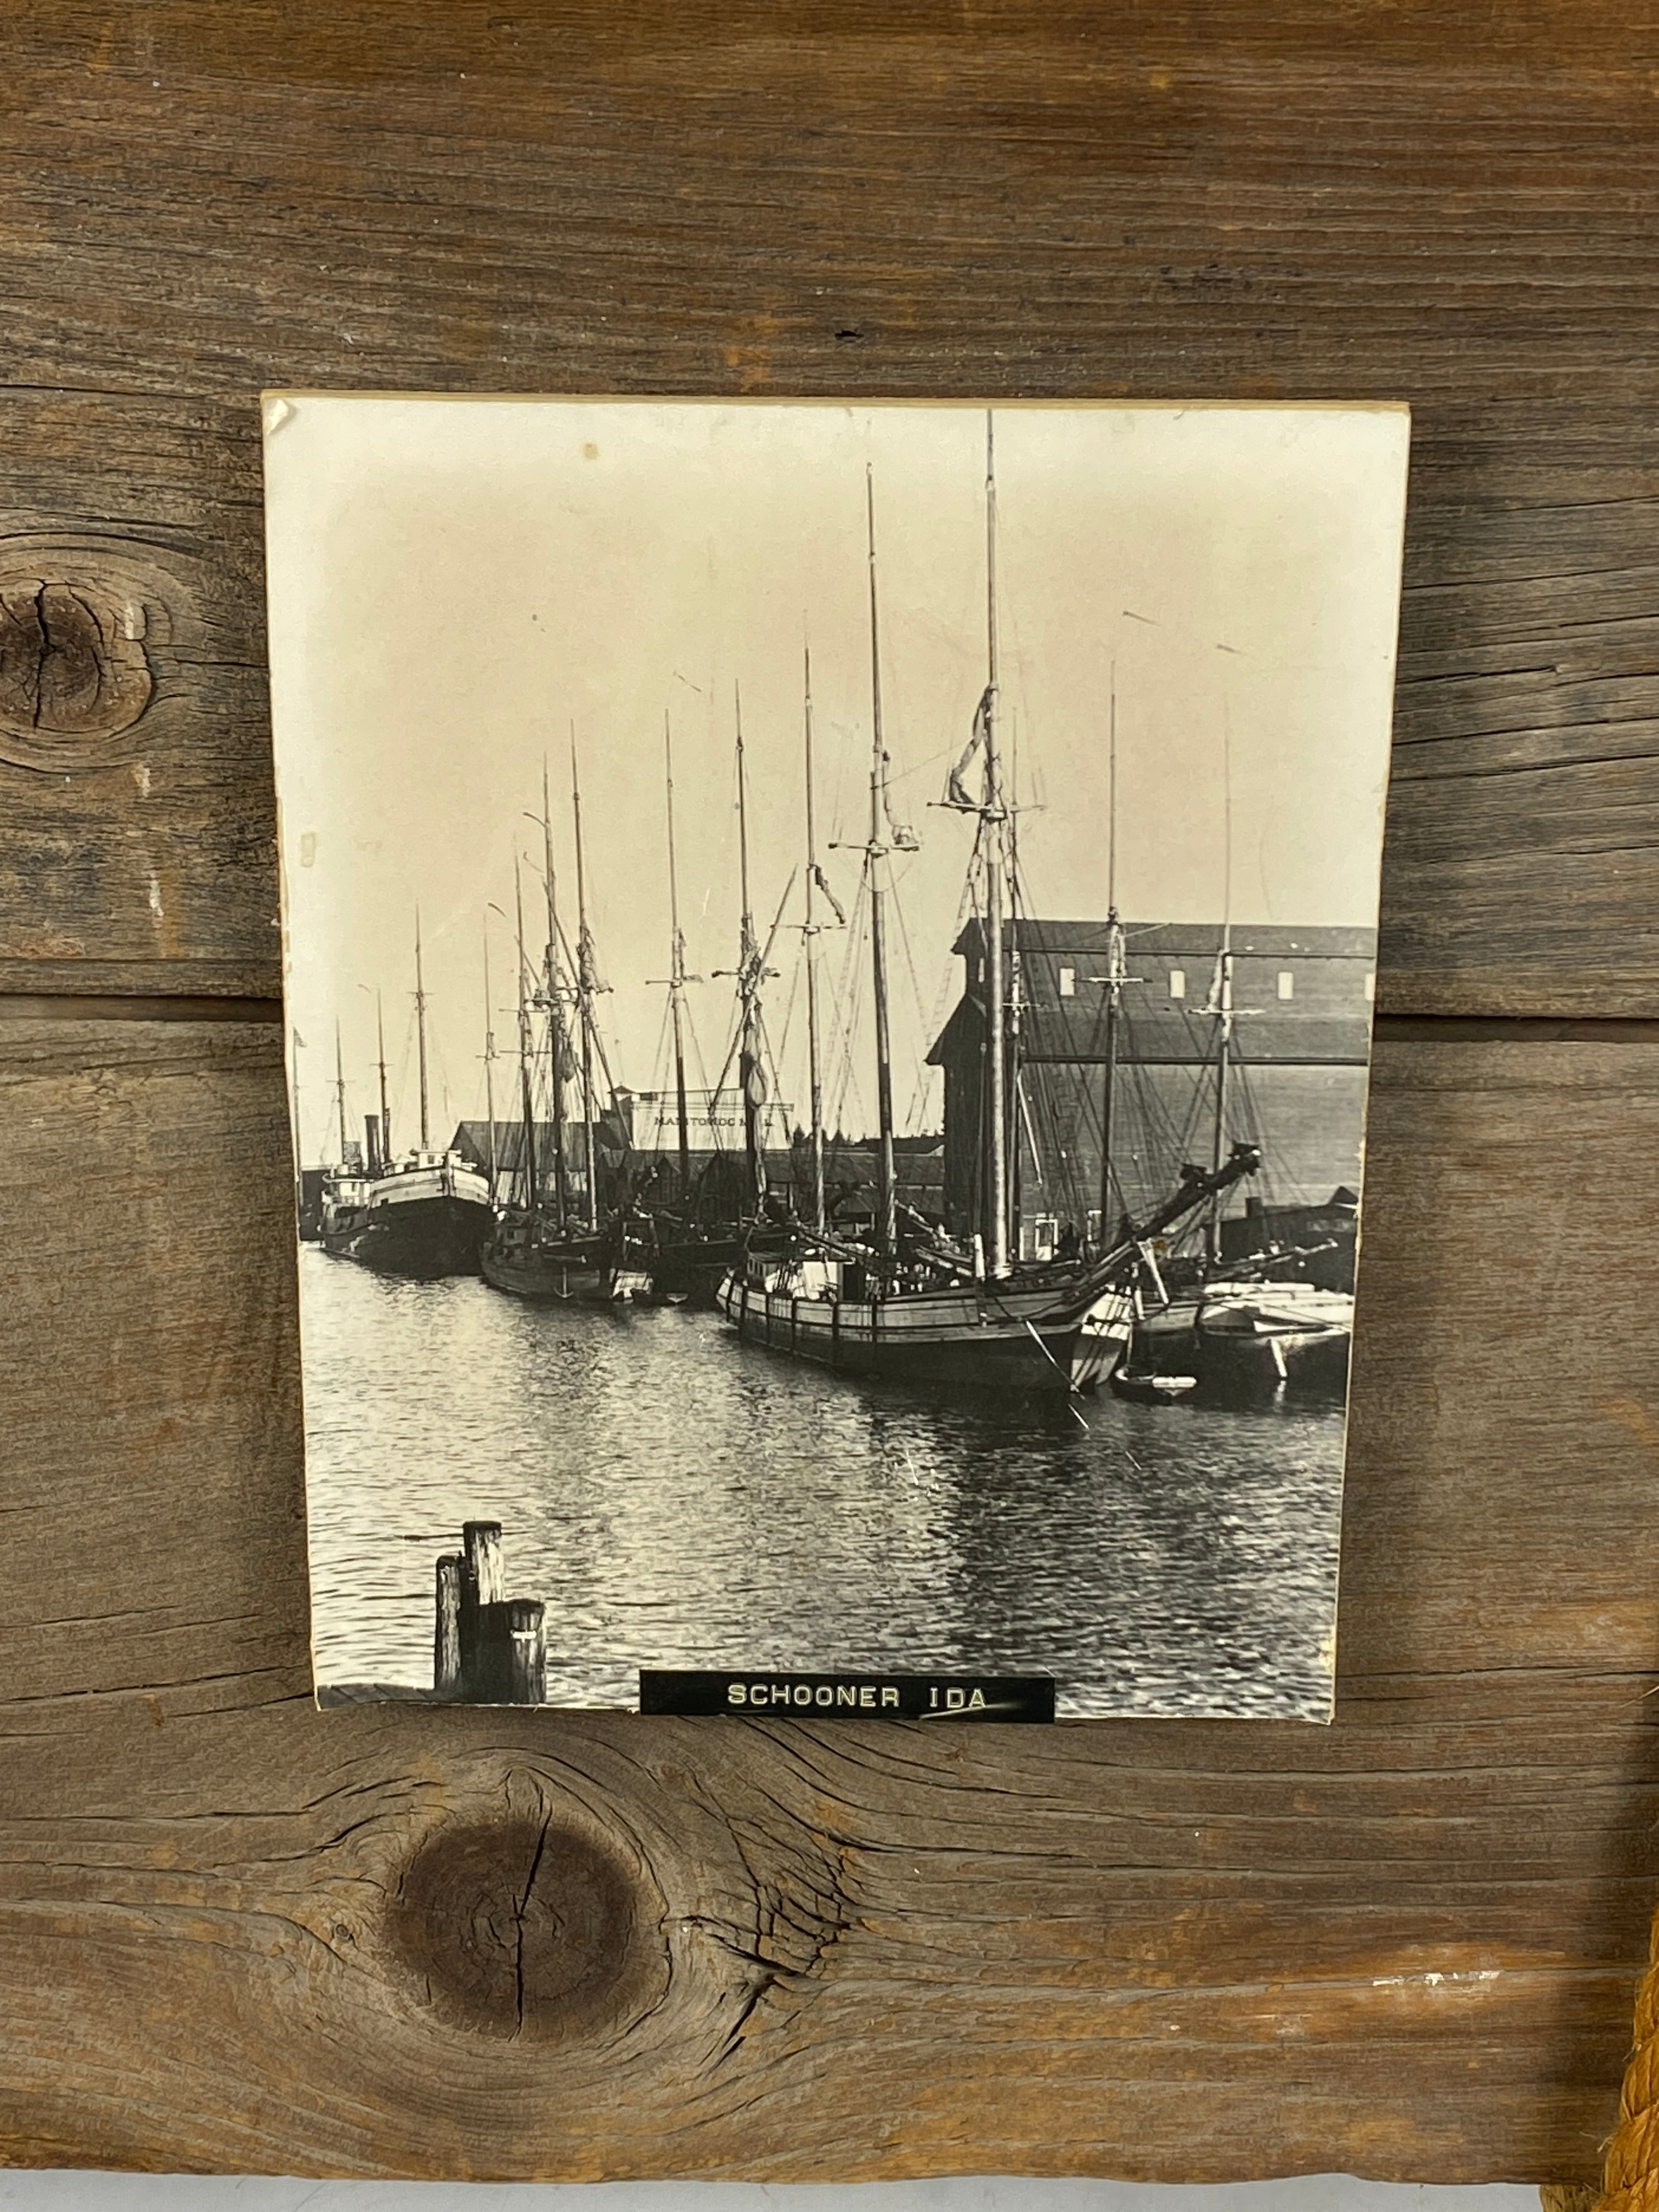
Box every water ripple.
[300,1248,1344,1719]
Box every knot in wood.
[388,1813,666,2043]
[0,577,154,769]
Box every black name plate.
[639,1671,1056,1722]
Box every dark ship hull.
[324,1182,491,1279]
[649,1230,746,1306]
[480,1220,606,1302]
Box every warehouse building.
[927,918,1377,1261]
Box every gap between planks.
[1,995,1658,1047]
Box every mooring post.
[463,1519,505,1602]
[506,1599,546,1704]
[459,1519,505,1696]
[434,1553,465,1694]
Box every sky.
[264,397,1409,1167]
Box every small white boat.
[1194,1280,1353,1392]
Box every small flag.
[812,864,847,928]
[945,686,993,811]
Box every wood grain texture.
[1,1014,1655,2184]
[0,4,1657,1009]
[4,1,1658,2186]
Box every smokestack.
[365,1113,381,1176]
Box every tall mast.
[1207,713,1235,1267]
[983,410,1009,1278]
[735,682,766,1206]
[664,710,692,1200]
[333,1018,349,1166]
[1207,933,1234,1268]
[375,990,390,1167]
[865,464,899,1264]
[1098,668,1123,1250]
[414,909,430,1153]
[802,640,826,1234]
[513,855,539,1214]
[570,729,599,1233]
[482,922,498,1203]
[539,759,568,1232]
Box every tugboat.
[325,1149,493,1277]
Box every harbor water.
[300,1245,1346,1719]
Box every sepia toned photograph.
[264,394,1409,1720]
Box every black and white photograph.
[264,394,1409,1719]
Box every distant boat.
[480,763,613,1304]
[1104,719,1358,1401]
[323,1152,493,1278]
[628,698,789,1306]
[480,1213,605,1300]
[319,927,491,1279]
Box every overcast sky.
[265,397,1408,1166]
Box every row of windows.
[1054,964,1376,1005]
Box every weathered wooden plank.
[6,3,1659,400]
[0,1014,1654,2183]
[1,383,1657,1013]
[2,0,1658,1011]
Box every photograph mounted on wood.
[263,394,1408,1719]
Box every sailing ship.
[1113,905,1357,1400]
[716,417,1260,1396]
[320,922,493,1278]
[480,767,610,1302]
[630,700,793,1305]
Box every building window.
[1168,968,1186,1000]
[1058,966,1076,998]
[1277,970,1295,1000]
[1364,972,1376,1002]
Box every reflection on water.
[299,1246,1344,1719]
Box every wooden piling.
[458,1520,503,1697]
[435,1520,545,1703]
[507,1599,546,1705]
[462,1519,505,1602]
[433,1553,464,1694]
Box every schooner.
[479,762,612,1300]
[716,416,1258,1395]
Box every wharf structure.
[927,918,1377,1262]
